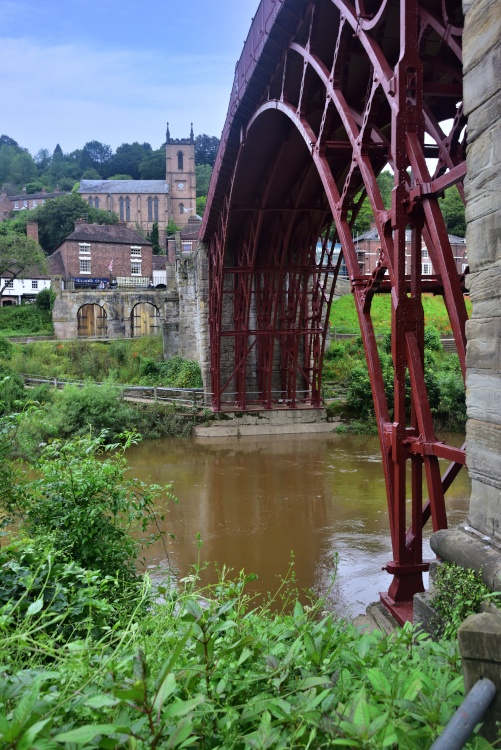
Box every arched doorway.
[131,302,160,337]
[77,304,107,337]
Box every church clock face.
[177,182,185,190]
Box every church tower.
[165,123,196,227]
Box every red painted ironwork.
[200,0,467,620]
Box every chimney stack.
[26,222,39,243]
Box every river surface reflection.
[126,432,470,619]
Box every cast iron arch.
[202,0,467,619]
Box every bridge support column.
[431,0,501,588]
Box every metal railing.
[22,374,207,408]
[63,277,156,291]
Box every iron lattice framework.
[201,0,467,621]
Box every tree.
[0,135,19,149]
[107,174,133,181]
[81,168,102,180]
[110,142,151,180]
[440,186,466,237]
[148,222,162,254]
[196,196,207,217]
[194,134,220,166]
[80,140,113,178]
[0,233,47,298]
[139,149,165,179]
[34,148,51,174]
[195,164,212,197]
[15,194,118,253]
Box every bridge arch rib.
[201,0,467,620]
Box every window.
[79,243,91,254]
[80,258,91,274]
[181,241,192,253]
[147,197,153,221]
[23,200,28,208]
[125,196,130,221]
[462,263,468,273]
[131,261,141,275]
[32,200,37,207]
[154,196,159,221]
[14,202,19,209]
[88,197,93,207]
[177,151,184,170]
[130,246,142,256]
[119,197,124,221]
[41,199,45,205]
[95,196,100,210]
[422,262,432,275]
[179,203,184,215]
[422,246,429,258]
[32,280,38,289]
[4,279,14,288]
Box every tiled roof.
[47,250,66,276]
[152,255,167,270]
[79,180,169,195]
[63,223,152,246]
[8,191,68,200]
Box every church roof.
[78,180,169,195]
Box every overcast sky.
[1,0,260,156]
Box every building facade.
[78,125,197,235]
[48,221,153,284]
[354,223,467,276]
[0,189,68,222]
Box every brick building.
[48,221,153,284]
[354,223,467,276]
[0,188,68,221]
[78,124,197,235]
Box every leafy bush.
[0,366,25,416]
[140,355,203,388]
[0,567,472,749]
[431,563,492,639]
[0,539,118,641]
[5,431,169,586]
[35,287,56,310]
[0,303,53,337]
[424,326,443,352]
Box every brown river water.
[126,432,470,619]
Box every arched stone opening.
[131,302,160,337]
[77,304,108,338]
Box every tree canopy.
[0,233,47,297]
[195,134,220,166]
[3,194,119,254]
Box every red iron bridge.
[200,0,467,623]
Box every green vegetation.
[0,423,483,748]
[330,293,472,335]
[431,563,494,639]
[324,330,466,432]
[0,193,118,254]
[0,335,204,447]
[0,303,53,337]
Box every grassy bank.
[323,329,466,432]
[329,294,472,335]
[6,336,202,388]
[0,303,53,337]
